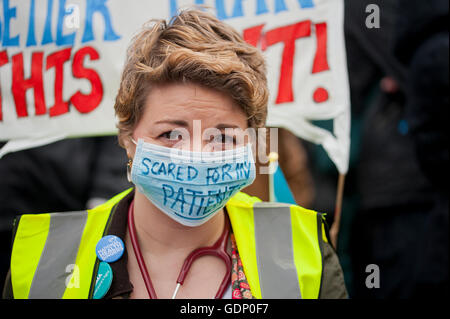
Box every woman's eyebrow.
[154,119,189,126]
[215,123,240,130]
[153,121,240,130]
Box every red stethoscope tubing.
[127,200,232,299]
[127,200,158,298]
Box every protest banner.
[0,0,350,177]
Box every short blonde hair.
[114,9,268,147]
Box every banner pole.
[330,173,346,249]
[268,152,278,202]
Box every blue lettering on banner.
[297,0,314,9]
[169,0,315,21]
[1,0,120,47]
[26,0,36,47]
[56,0,76,46]
[82,0,121,43]
[215,0,228,20]
[274,0,288,13]
[231,0,244,18]
[2,0,20,47]
[169,0,177,18]
[255,0,269,15]
[41,0,54,45]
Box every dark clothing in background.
[400,30,449,297]
[356,92,436,212]
[395,0,449,297]
[394,0,449,192]
[0,136,130,292]
[305,0,408,295]
[350,0,448,298]
[351,89,442,298]
[403,32,449,191]
[308,0,408,219]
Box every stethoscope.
[127,200,232,299]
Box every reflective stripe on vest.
[226,192,326,299]
[29,212,88,298]
[10,188,132,299]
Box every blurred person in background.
[350,0,448,298]
[393,0,448,297]
[244,127,315,208]
[301,0,448,298]
[303,0,408,296]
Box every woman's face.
[126,82,249,158]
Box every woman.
[3,9,347,299]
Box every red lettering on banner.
[46,48,72,117]
[263,21,311,104]
[0,46,103,121]
[12,52,46,118]
[312,22,329,73]
[312,22,330,103]
[0,51,9,121]
[70,46,103,114]
[243,24,265,47]
[313,87,328,103]
[243,20,331,105]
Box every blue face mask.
[130,139,256,227]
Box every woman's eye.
[159,130,183,141]
[213,134,235,144]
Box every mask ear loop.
[127,138,138,182]
[127,159,133,182]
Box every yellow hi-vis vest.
[10,188,328,299]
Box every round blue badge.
[93,261,113,299]
[95,235,125,263]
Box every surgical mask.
[130,139,256,227]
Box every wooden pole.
[330,173,346,249]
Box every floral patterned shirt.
[230,234,253,299]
